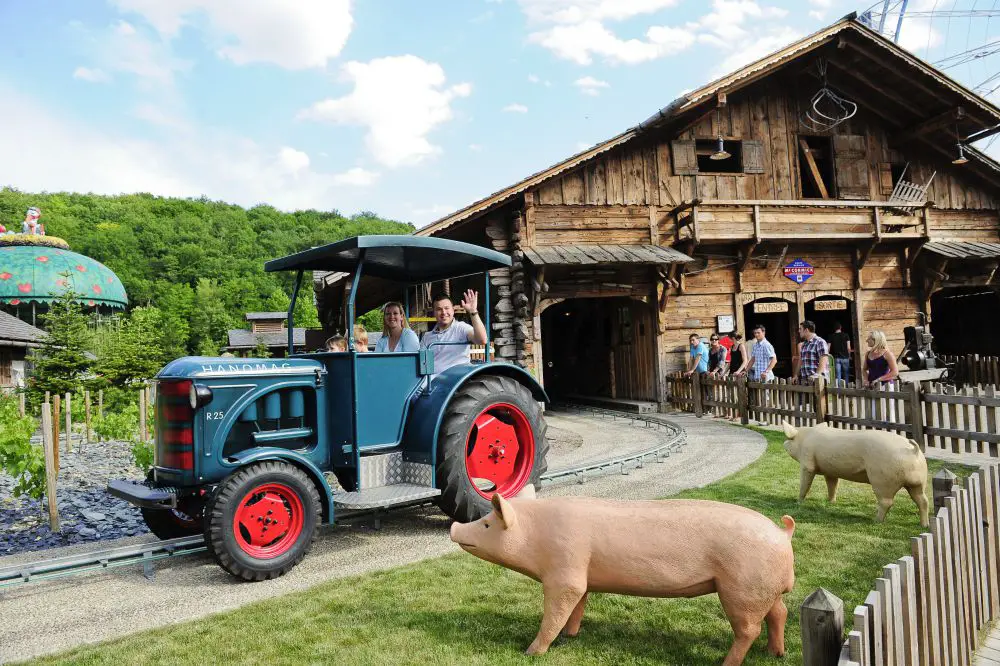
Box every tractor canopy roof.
[264,235,511,283]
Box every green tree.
[252,336,273,359]
[26,279,92,400]
[95,306,171,386]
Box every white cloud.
[298,55,472,168]
[0,84,356,213]
[332,167,380,186]
[109,0,353,69]
[469,143,483,151]
[96,20,191,89]
[575,141,593,151]
[132,103,190,129]
[503,103,529,113]
[518,0,681,25]
[73,67,111,83]
[410,204,455,226]
[693,1,789,49]
[574,75,610,95]
[707,26,802,78]
[527,73,552,86]
[807,0,833,19]
[530,20,694,65]
[277,146,311,174]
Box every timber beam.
[965,123,1000,144]
[668,198,702,222]
[857,240,879,271]
[772,245,789,278]
[893,106,966,142]
[674,94,727,137]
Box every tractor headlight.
[189,384,213,409]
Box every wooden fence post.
[691,371,703,418]
[801,588,845,666]
[84,390,91,444]
[18,391,25,417]
[98,389,104,442]
[906,382,925,451]
[64,391,72,453]
[737,375,750,425]
[40,402,59,532]
[815,376,827,422]
[52,393,60,470]
[934,468,957,514]
[139,387,147,443]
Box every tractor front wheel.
[204,461,320,581]
[436,375,547,523]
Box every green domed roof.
[0,245,128,309]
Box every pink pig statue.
[450,485,796,665]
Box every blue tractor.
[109,236,549,581]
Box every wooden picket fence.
[939,354,1000,388]
[666,373,1000,459]
[800,465,1000,666]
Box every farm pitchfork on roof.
[420,289,488,374]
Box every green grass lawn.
[28,429,979,666]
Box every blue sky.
[0,0,997,227]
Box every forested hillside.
[0,188,413,355]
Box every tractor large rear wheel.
[436,375,547,523]
[204,461,320,581]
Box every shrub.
[0,394,45,499]
[92,400,140,443]
[131,441,154,473]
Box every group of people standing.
[684,321,900,387]
[323,290,488,374]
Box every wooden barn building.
[317,14,1000,410]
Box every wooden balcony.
[671,199,930,246]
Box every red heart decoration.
[35,256,49,263]
[75,265,86,272]
[9,299,20,305]
[92,284,102,294]
[0,272,11,281]
[17,283,31,293]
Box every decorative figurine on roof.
[21,207,43,235]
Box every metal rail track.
[0,404,684,590]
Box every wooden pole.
[98,389,104,442]
[84,390,91,445]
[801,588,844,666]
[139,387,147,444]
[814,376,827,423]
[18,391,25,417]
[41,402,59,532]
[52,393,60,471]
[934,468,957,514]
[64,391,72,453]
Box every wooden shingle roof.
[522,244,693,266]
[0,310,46,347]
[923,241,1000,260]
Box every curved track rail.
[0,404,684,590]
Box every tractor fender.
[401,363,548,468]
[226,447,335,524]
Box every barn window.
[798,135,836,198]
[695,139,743,173]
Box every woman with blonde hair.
[864,329,898,387]
[353,324,369,352]
[374,301,419,353]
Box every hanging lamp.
[952,122,968,165]
[710,135,731,160]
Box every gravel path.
[0,410,765,664]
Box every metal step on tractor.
[109,236,549,581]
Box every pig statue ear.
[514,484,536,500]
[782,421,798,439]
[491,493,517,529]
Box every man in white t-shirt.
[420,290,489,374]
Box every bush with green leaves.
[92,399,140,443]
[131,441,154,474]
[0,394,45,499]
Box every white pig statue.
[781,421,929,527]
[450,485,795,666]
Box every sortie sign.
[783,258,815,284]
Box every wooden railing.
[667,373,1000,458]
[939,354,1000,389]
[801,465,1000,666]
[671,199,929,245]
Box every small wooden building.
[0,310,45,389]
[226,312,307,358]
[318,15,1000,410]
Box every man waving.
[420,289,488,373]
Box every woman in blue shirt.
[374,301,420,352]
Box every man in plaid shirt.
[795,320,829,382]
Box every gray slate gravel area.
[0,409,765,664]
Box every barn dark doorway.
[805,295,856,382]
[541,297,656,402]
[930,287,1000,355]
[743,297,796,378]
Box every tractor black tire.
[436,374,547,523]
[332,469,357,492]
[140,500,204,540]
[139,470,205,540]
[204,460,321,582]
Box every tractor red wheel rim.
[232,483,304,559]
[465,403,535,499]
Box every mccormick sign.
[783,259,815,284]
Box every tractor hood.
[158,356,323,380]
